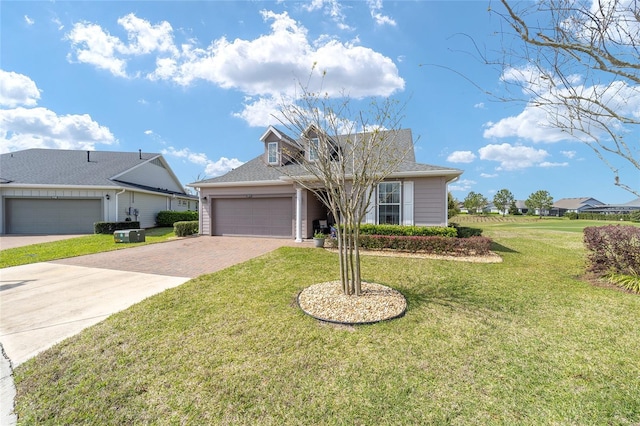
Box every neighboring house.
[190,127,463,240]
[550,197,604,217]
[582,197,640,215]
[0,149,197,234]
[514,200,529,215]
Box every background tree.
[525,190,553,218]
[277,86,411,296]
[448,192,460,218]
[508,200,519,215]
[493,188,515,216]
[463,191,488,214]
[488,0,640,197]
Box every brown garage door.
[212,197,293,237]
[5,198,102,234]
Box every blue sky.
[1,0,638,204]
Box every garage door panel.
[6,199,102,234]
[213,198,292,237]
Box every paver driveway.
[1,236,304,366]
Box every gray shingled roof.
[0,149,187,196]
[194,128,460,185]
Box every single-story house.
[0,149,196,234]
[190,127,463,241]
[582,197,640,214]
[550,197,604,217]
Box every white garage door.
[5,198,102,234]
[212,197,293,237]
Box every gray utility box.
[114,229,146,243]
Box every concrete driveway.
[0,235,306,425]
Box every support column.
[295,187,303,242]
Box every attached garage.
[212,197,293,237]
[5,198,102,234]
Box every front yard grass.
[0,227,176,268]
[13,220,640,424]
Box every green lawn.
[0,227,176,268]
[13,219,640,425]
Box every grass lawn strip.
[13,218,640,424]
[0,228,176,268]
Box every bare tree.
[275,86,411,296]
[488,0,640,196]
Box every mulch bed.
[297,281,407,325]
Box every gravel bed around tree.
[297,281,407,325]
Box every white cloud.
[449,178,476,192]
[162,146,244,178]
[0,107,116,153]
[487,64,640,144]
[474,102,485,109]
[478,143,549,170]
[0,70,40,108]
[24,15,34,26]
[539,161,568,168]
[205,157,245,177]
[483,105,568,143]
[116,13,178,56]
[303,0,352,30]
[447,150,476,163]
[367,0,396,26]
[66,11,404,127]
[561,150,576,159]
[480,173,498,178]
[65,22,128,77]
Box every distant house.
[0,149,196,234]
[550,197,605,217]
[582,197,640,215]
[190,127,463,240]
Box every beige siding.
[117,192,174,228]
[305,191,326,238]
[117,161,184,193]
[413,177,448,226]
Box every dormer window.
[267,142,278,164]
[309,138,319,161]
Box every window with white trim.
[309,138,319,161]
[267,142,278,164]
[378,182,401,225]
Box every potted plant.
[313,231,326,248]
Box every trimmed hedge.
[584,225,640,276]
[174,220,199,237]
[156,210,198,227]
[358,224,457,238]
[449,223,483,238]
[94,221,141,234]
[565,212,633,221]
[330,235,492,256]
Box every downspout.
[295,187,303,242]
[115,188,126,222]
[197,188,204,236]
[445,176,459,226]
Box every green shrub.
[631,211,640,223]
[174,220,199,237]
[156,210,198,227]
[358,224,457,237]
[605,272,640,294]
[329,235,492,256]
[449,223,483,238]
[94,221,141,234]
[565,212,579,220]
